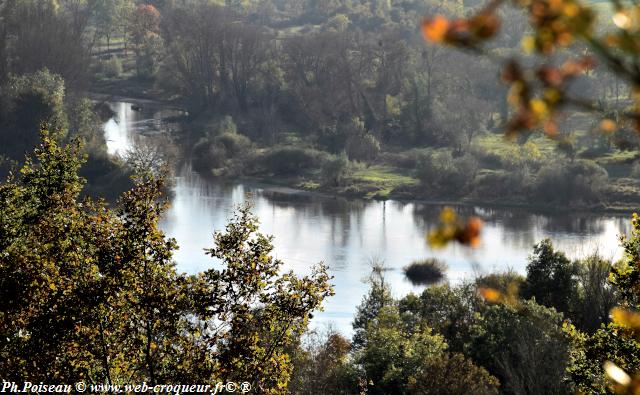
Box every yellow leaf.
[521,36,536,53]
[439,207,457,223]
[530,99,549,119]
[611,307,640,329]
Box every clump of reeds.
[404,258,447,286]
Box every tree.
[571,253,618,333]
[352,260,394,350]
[0,130,104,380]
[356,305,448,395]
[407,353,499,395]
[522,239,578,315]
[89,0,133,52]
[2,0,92,88]
[356,301,500,395]
[567,214,640,393]
[289,331,359,395]
[0,132,333,389]
[399,283,480,353]
[128,4,161,77]
[195,202,334,392]
[0,130,196,382]
[469,300,572,395]
[161,2,226,108]
[1,70,68,160]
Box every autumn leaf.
[422,16,449,43]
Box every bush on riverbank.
[192,120,254,176]
[321,152,351,186]
[533,160,608,205]
[415,151,479,196]
[256,146,328,176]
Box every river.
[104,101,632,334]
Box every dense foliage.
[0,132,333,391]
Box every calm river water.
[104,101,633,334]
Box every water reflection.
[105,101,632,334]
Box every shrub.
[321,152,350,186]
[399,283,480,353]
[379,150,425,169]
[192,131,252,174]
[522,239,578,315]
[346,133,381,162]
[534,159,608,205]
[259,146,326,176]
[415,151,478,195]
[408,353,499,395]
[213,132,251,158]
[325,14,350,31]
[103,55,122,78]
[571,253,618,332]
[473,169,529,199]
[404,258,447,286]
[469,300,572,395]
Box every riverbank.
[89,89,640,215]
[224,173,637,215]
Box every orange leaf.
[479,287,502,303]
[422,16,450,43]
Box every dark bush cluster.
[257,146,328,176]
[415,151,479,196]
[534,160,608,205]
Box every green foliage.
[356,305,448,395]
[136,33,163,78]
[566,323,640,394]
[321,152,351,187]
[258,146,326,176]
[1,0,91,87]
[534,160,608,205]
[67,98,105,151]
[343,118,381,162]
[612,215,640,306]
[469,300,572,395]
[0,133,332,390]
[415,151,478,196]
[1,70,68,158]
[399,284,480,353]
[198,203,334,392]
[352,261,394,350]
[566,214,640,393]
[354,270,499,395]
[522,239,578,315]
[476,270,526,302]
[325,14,350,32]
[346,132,381,163]
[193,125,253,175]
[572,254,618,332]
[631,161,640,179]
[214,132,252,158]
[407,352,499,395]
